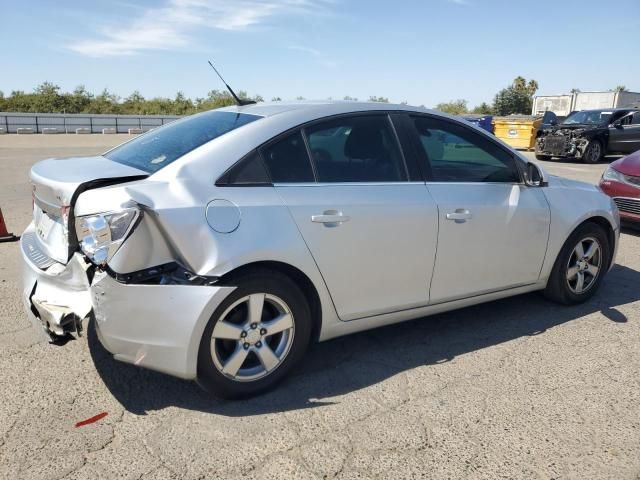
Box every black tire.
[535,153,552,161]
[543,222,610,305]
[582,139,604,164]
[197,269,312,399]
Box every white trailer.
[533,91,640,116]
[532,95,573,116]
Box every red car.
[599,150,640,223]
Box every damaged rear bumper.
[21,227,92,340]
[21,222,235,379]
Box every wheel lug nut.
[256,341,262,348]
[260,328,267,335]
[243,342,250,349]
[240,331,247,338]
[250,323,257,329]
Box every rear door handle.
[446,209,473,222]
[312,210,350,226]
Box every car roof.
[216,100,436,118]
[576,108,637,113]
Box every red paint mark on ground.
[75,412,108,428]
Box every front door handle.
[311,210,350,227]
[446,209,473,222]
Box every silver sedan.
[21,102,620,398]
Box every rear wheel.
[544,222,610,305]
[197,270,312,399]
[582,139,603,164]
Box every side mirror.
[549,118,558,126]
[524,162,548,187]
[613,121,623,129]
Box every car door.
[261,114,439,321]
[405,114,550,304]
[608,111,640,154]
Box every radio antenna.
[207,60,256,106]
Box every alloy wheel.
[566,236,602,294]
[210,293,295,382]
[586,142,601,163]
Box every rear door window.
[305,115,407,183]
[261,130,315,183]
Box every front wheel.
[544,222,610,305]
[197,270,312,399]
[582,139,603,164]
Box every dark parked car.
[599,149,640,224]
[536,108,640,163]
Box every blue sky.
[1,0,639,107]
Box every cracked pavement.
[1,135,640,479]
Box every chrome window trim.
[273,181,427,187]
[424,181,526,186]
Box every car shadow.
[601,155,625,164]
[88,263,640,417]
[622,225,640,236]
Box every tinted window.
[411,116,520,183]
[621,114,634,126]
[216,150,270,186]
[261,130,315,183]
[631,112,640,125]
[105,111,261,173]
[305,115,407,183]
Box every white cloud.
[287,45,337,68]
[68,0,331,57]
[287,45,322,57]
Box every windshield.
[562,110,613,126]
[105,111,261,173]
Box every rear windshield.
[104,110,261,173]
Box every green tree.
[172,91,194,115]
[570,88,581,94]
[343,95,358,101]
[493,76,539,115]
[67,85,93,113]
[122,90,146,114]
[493,88,531,115]
[271,97,282,101]
[0,83,260,114]
[435,99,468,115]
[5,90,33,112]
[33,82,66,112]
[91,88,120,114]
[613,85,627,92]
[512,76,538,97]
[368,96,389,103]
[471,102,493,114]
